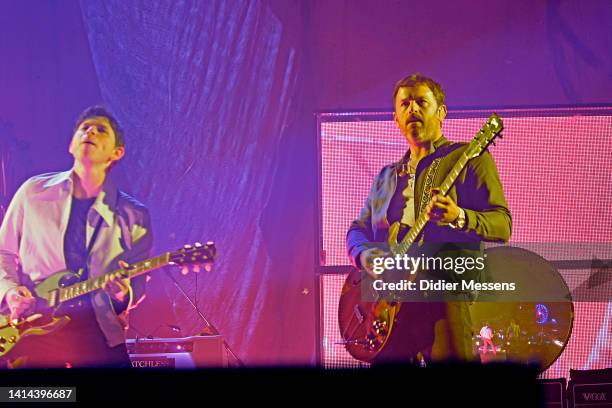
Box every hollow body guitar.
[338,114,504,363]
[0,242,216,362]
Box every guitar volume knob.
[365,334,380,350]
[372,320,388,335]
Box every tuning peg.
[498,133,504,139]
[183,244,193,250]
[491,140,496,146]
[204,262,213,273]
[193,264,201,273]
[194,242,202,248]
[180,265,189,275]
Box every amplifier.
[126,335,228,368]
[569,382,612,408]
[568,369,612,408]
[538,378,567,408]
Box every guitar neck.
[57,253,171,304]
[394,151,470,256]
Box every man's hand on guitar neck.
[5,286,37,322]
[425,188,461,224]
[102,260,132,304]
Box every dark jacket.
[346,136,512,286]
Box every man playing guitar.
[346,74,512,363]
[0,106,152,368]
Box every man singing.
[347,74,511,363]
[0,106,152,368]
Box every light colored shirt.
[0,170,152,347]
[400,145,436,228]
[480,326,493,340]
[400,174,416,227]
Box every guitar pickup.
[353,304,365,323]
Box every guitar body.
[338,222,433,363]
[338,268,401,362]
[0,270,85,361]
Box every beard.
[402,122,440,147]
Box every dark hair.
[393,74,446,107]
[74,105,125,147]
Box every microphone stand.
[165,269,244,367]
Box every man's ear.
[437,104,448,121]
[111,146,125,163]
[393,111,399,125]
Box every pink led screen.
[319,108,612,266]
[317,107,612,378]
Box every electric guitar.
[0,241,216,359]
[338,113,505,363]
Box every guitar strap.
[80,195,112,280]
[416,157,442,219]
[87,214,105,254]
[81,216,104,279]
[415,142,464,218]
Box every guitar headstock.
[169,241,217,274]
[465,113,504,159]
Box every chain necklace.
[399,157,417,178]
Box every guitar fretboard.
[57,253,171,303]
[393,149,472,256]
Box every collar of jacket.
[40,168,118,227]
[393,135,452,172]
